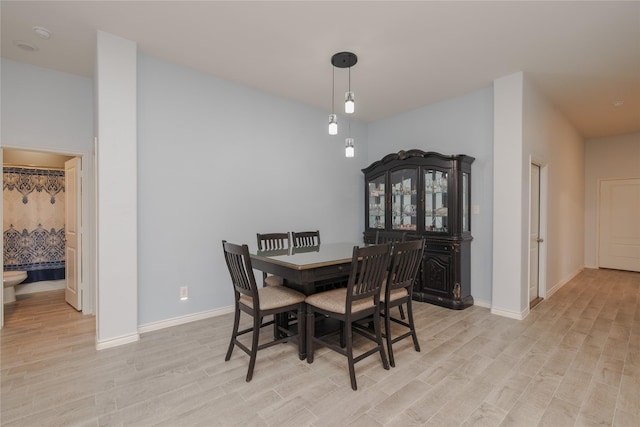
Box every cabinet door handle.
[536,238,544,243]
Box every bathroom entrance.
[1,148,92,327]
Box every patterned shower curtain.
[3,167,66,283]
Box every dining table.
[250,241,360,296]
[250,241,362,359]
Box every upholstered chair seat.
[239,285,305,310]
[304,288,375,315]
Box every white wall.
[95,32,139,347]
[1,59,93,151]
[492,73,584,318]
[367,88,494,305]
[523,76,585,300]
[0,58,95,316]
[584,132,640,267]
[492,73,525,316]
[137,54,367,326]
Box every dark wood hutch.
[362,150,475,309]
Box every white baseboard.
[490,306,527,320]
[473,299,491,309]
[96,332,140,350]
[546,266,584,299]
[137,305,234,334]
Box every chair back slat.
[291,230,320,247]
[222,241,258,300]
[257,233,290,250]
[347,244,391,304]
[387,240,425,293]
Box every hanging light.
[345,65,355,114]
[345,119,355,158]
[329,52,358,135]
[345,91,355,114]
[345,137,355,157]
[328,114,338,135]
[328,67,338,135]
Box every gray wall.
[366,88,494,305]
[1,58,95,315]
[1,59,93,152]
[136,54,368,325]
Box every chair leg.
[246,313,261,382]
[306,307,315,363]
[346,321,357,390]
[407,300,421,352]
[398,305,406,320]
[273,314,279,340]
[374,309,390,371]
[384,306,395,367]
[297,303,306,360]
[225,305,240,361]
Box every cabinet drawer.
[310,263,350,281]
[424,242,451,252]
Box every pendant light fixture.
[345,138,355,157]
[345,118,355,158]
[345,65,355,114]
[328,66,338,135]
[328,51,358,136]
[331,52,357,114]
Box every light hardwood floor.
[1,268,639,426]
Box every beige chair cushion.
[380,287,408,303]
[264,275,283,286]
[305,288,375,314]
[380,278,409,302]
[240,286,305,311]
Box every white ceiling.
[2,1,639,139]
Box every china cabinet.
[362,150,475,309]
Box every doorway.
[1,148,93,327]
[598,178,640,272]
[529,162,547,309]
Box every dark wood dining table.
[250,241,359,296]
[250,241,360,359]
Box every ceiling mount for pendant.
[331,52,358,68]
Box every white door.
[529,164,541,305]
[599,178,640,272]
[64,158,82,310]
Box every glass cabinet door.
[424,169,448,232]
[367,175,385,229]
[390,168,417,231]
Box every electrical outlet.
[180,286,188,300]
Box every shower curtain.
[3,167,66,283]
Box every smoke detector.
[13,40,38,52]
[33,26,52,40]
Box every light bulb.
[345,137,355,158]
[328,114,338,135]
[345,91,355,114]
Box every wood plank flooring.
[1,268,639,426]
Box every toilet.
[3,271,28,303]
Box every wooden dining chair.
[222,240,306,382]
[305,243,391,390]
[381,239,425,367]
[256,232,291,286]
[291,230,320,247]
[371,230,409,320]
